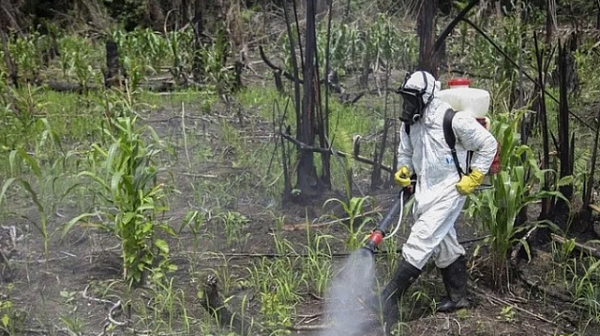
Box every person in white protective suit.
[374,70,497,329]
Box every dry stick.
[179,236,489,260]
[470,286,557,326]
[281,132,393,173]
[108,300,127,326]
[181,102,191,169]
[510,226,538,264]
[283,207,384,231]
[551,233,600,259]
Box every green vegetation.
[1,1,600,335]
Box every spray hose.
[384,190,405,240]
[362,188,409,253]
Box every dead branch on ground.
[281,132,393,173]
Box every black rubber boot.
[437,255,470,312]
[372,260,422,333]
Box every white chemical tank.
[437,78,490,119]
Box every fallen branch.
[281,132,393,173]
[589,204,600,213]
[177,236,486,260]
[510,226,538,265]
[82,284,116,305]
[551,233,600,259]
[108,300,127,326]
[258,45,299,83]
[470,285,557,326]
[283,207,384,231]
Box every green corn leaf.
[0,178,17,206]
[61,212,98,239]
[557,175,574,187]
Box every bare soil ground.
[0,70,598,336]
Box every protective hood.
[402,71,441,105]
[398,71,441,125]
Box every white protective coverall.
[397,72,497,270]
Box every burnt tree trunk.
[545,0,556,45]
[295,0,325,201]
[104,40,123,89]
[418,0,438,77]
[192,1,205,81]
[596,0,600,30]
[582,107,600,228]
[555,40,573,232]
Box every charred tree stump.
[104,40,124,89]
[274,70,284,94]
[200,274,253,336]
[232,61,243,93]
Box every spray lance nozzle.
[362,188,408,254]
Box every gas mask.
[397,71,435,125]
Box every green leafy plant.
[323,195,379,250]
[0,119,78,258]
[64,116,175,286]
[468,112,569,290]
[217,211,250,247]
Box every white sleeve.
[397,123,414,172]
[452,114,497,174]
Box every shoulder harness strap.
[442,109,465,178]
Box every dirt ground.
[0,73,598,336]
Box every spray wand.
[362,188,409,254]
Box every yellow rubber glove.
[456,169,485,195]
[394,166,412,187]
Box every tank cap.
[447,78,471,88]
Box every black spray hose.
[362,189,405,254]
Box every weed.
[498,305,516,322]
[302,227,333,296]
[217,211,250,247]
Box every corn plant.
[64,116,175,286]
[0,119,78,258]
[323,195,379,250]
[467,113,569,290]
[9,32,49,83]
